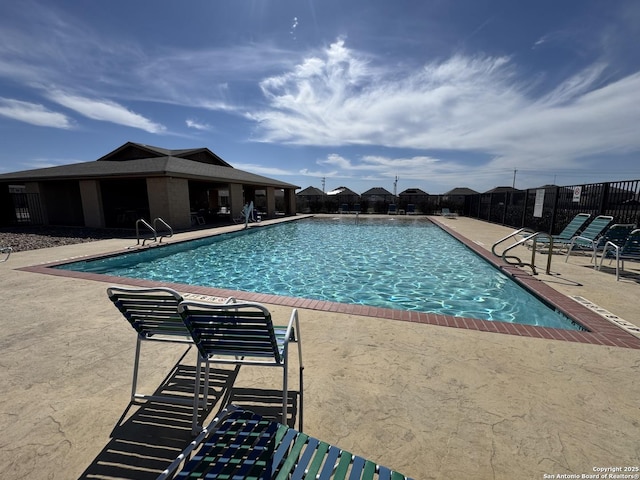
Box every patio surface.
[1,215,638,479]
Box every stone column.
[79,180,105,228]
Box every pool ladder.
[135,218,173,246]
[491,228,553,275]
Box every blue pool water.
[58,217,581,330]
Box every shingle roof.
[361,187,393,196]
[443,187,479,195]
[399,188,428,195]
[326,186,359,196]
[484,186,520,193]
[0,142,298,189]
[297,186,325,196]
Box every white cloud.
[48,91,165,133]
[316,152,469,184]
[250,38,640,181]
[186,119,213,131]
[0,97,72,128]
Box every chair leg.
[295,313,304,431]
[191,358,203,436]
[131,336,143,402]
[299,366,304,431]
[203,357,210,406]
[282,363,288,427]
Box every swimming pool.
[56,217,581,330]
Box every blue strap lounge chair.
[578,223,636,264]
[525,213,590,250]
[563,215,614,261]
[156,405,413,480]
[178,300,303,435]
[107,287,213,409]
[0,246,11,263]
[387,204,397,215]
[598,228,640,280]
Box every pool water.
[58,217,581,330]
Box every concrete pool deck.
[1,215,639,479]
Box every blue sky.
[1,0,639,194]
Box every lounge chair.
[1,246,11,263]
[440,208,457,218]
[406,204,416,215]
[177,299,303,435]
[339,203,349,214]
[107,286,211,408]
[524,213,591,250]
[387,204,397,215]
[598,228,640,280]
[563,215,614,261]
[156,405,413,480]
[581,223,636,264]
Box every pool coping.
[17,216,640,349]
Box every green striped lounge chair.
[526,213,591,250]
[177,299,304,435]
[156,405,414,480]
[575,223,636,264]
[562,215,614,261]
[598,228,640,280]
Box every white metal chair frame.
[598,228,640,281]
[177,299,303,435]
[107,286,214,408]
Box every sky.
[1,1,639,195]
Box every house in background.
[0,142,299,230]
[361,187,395,213]
[398,188,429,213]
[325,186,360,213]
[296,186,326,213]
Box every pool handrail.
[492,228,553,275]
[136,218,157,246]
[135,217,174,246]
[154,217,173,243]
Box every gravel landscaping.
[0,226,134,252]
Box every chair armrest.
[283,308,299,344]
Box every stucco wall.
[79,180,104,228]
[146,177,191,230]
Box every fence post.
[521,189,529,228]
[549,186,560,234]
[598,183,610,216]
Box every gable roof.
[297,186,325,196]
[97,142,233,167]
[399,188,428,196]
[443,187,479,196]
[326,186,359,196]
[484,186,520,193]
[361,187,393,196]
[0,142,298,189]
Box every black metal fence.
[463,179,640,234]
[4,192,45,225]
